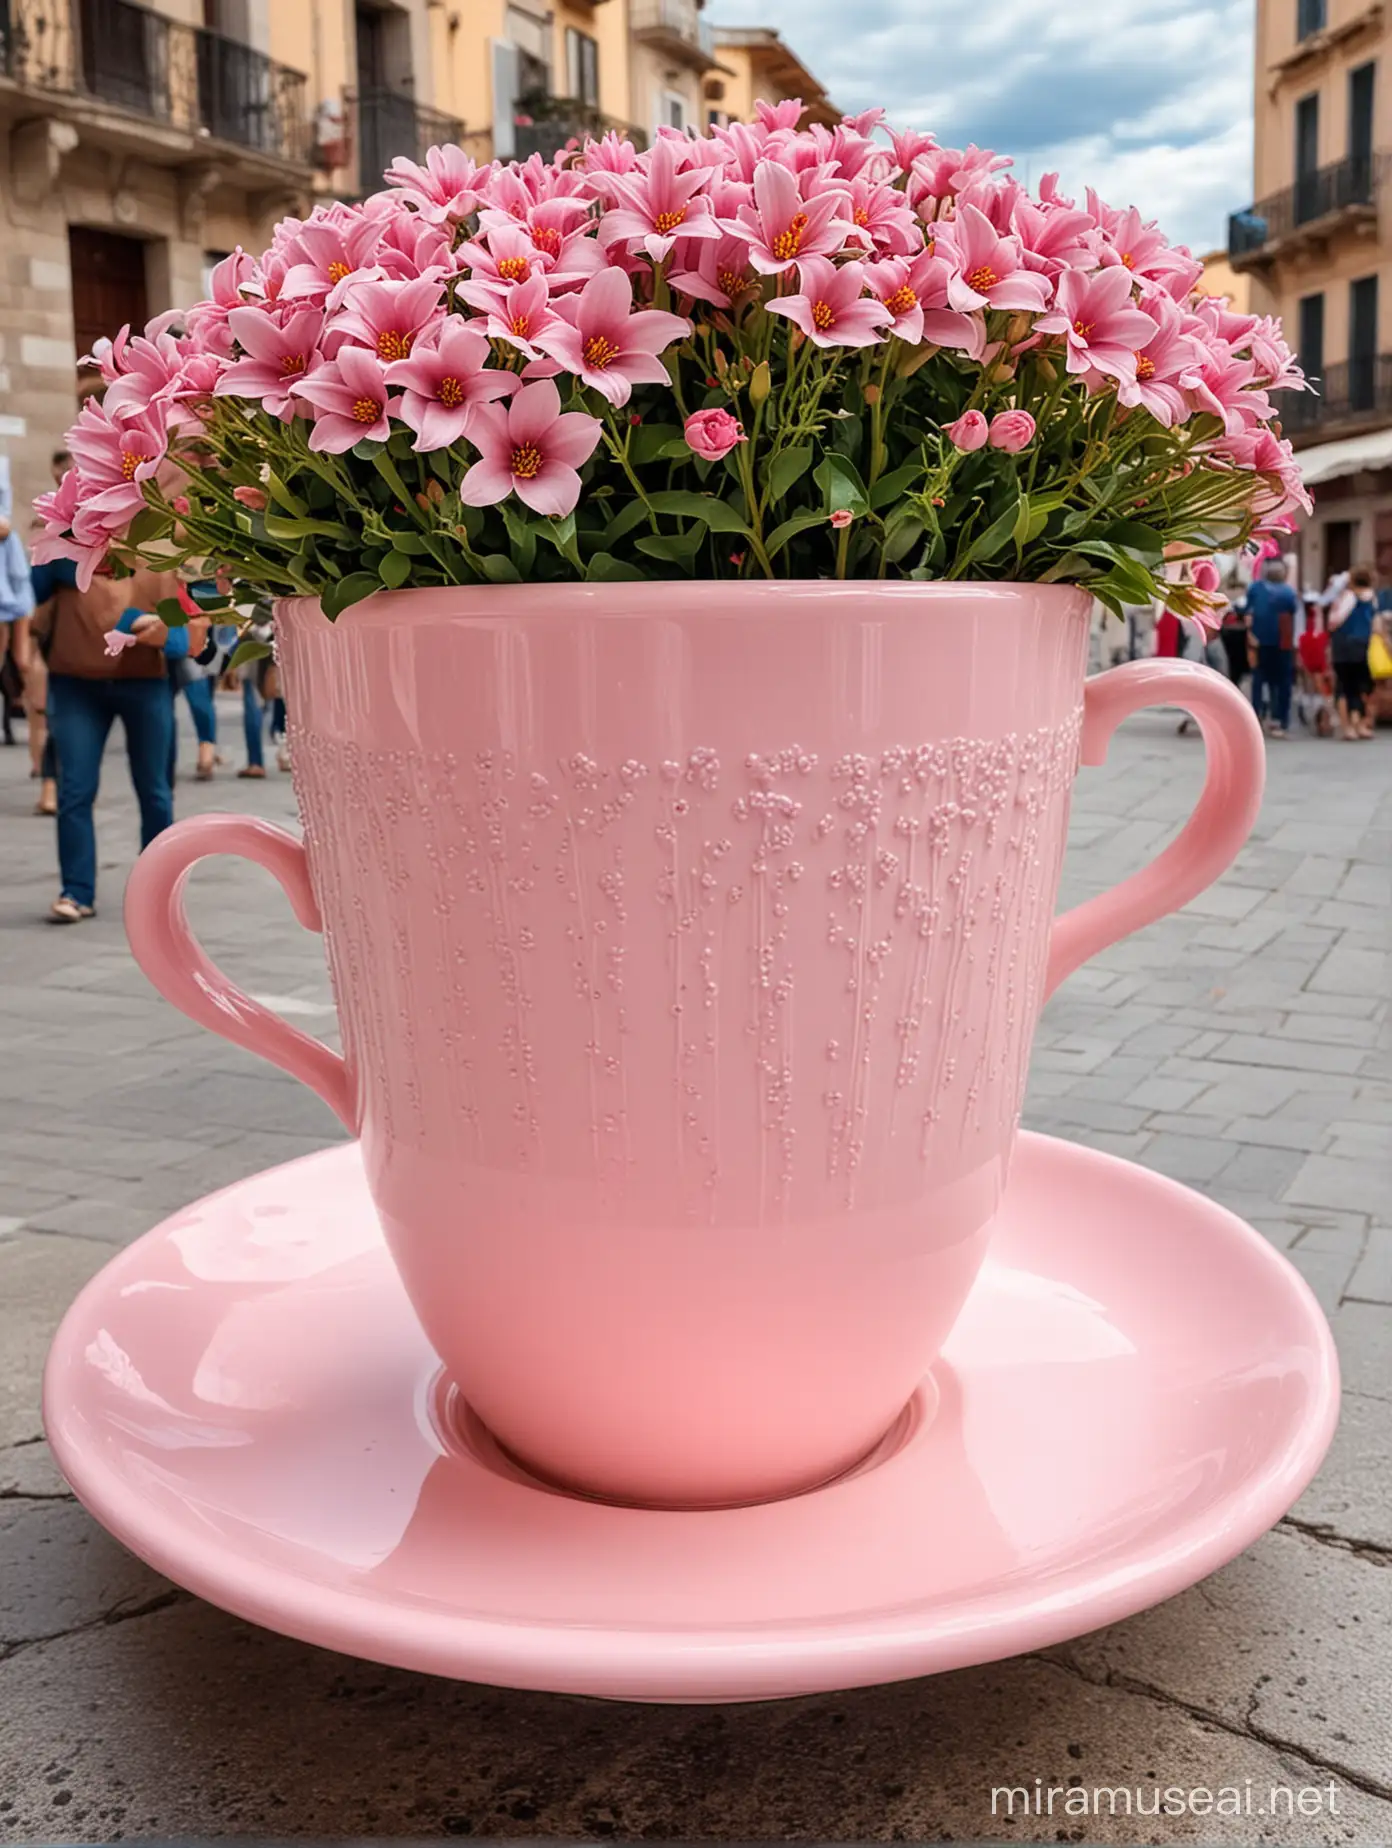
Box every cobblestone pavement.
[1,693,1389,1844]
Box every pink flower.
[215,306,324,418]
[596,133,720,262]
[232,484,268,511]
[383,144,484,226]
[1192,559,1221,593]
[103,629,139,658]
[725,160,853,276]
[1010,195,1097,275]
[384,319,518,450]
[668,233,755,308]
[865,252,985,356]
[907,144,1011,214]
[330,275,444,364]
[988,409,1036,453]
[829,508,854,529]
[944,409,989,452]
[31,467,111,590]
[101,330,185,415]
[1099,208,1196,289]
[461,216,601,291]
[765,256,890,350]
[171,494,191,515]
[533,267,689,406]
[456,270,563,362]
[295,345,401,452]
[459,377,602,518]
[277,203,388,307]
[1034,267,1157,383]
[65,399,169,524]
[1182,334,1270,433]
[1117,296,1202,426]
[843,176,922,257]
[684,408,746,460]
[938,204,1050,314]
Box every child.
[1296,617,1334,736]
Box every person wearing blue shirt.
[1242,559,1300,737]
[1328,565,1382,740]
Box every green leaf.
[389,531,430,555]
[882,516,925,567]
[427,448,455,484]
[379,550,413,589]
[501,503,537,577]
[264,512,356,544]
[479,552,522,583]
[765,511,829,558]
[635,530,705,566]
[351,437,385,461]
[602,497,653,548]
[538,512,577,553]
[387,429,416,460]
[1098,520,1166,562]
[127,505,172,546]
[645,491,751,535]
[585,552,647,582]
[321,571,380,620]
[265,473,308,518]
[869,461,923,511]
[958,495,1024,573]
[228,637,272,670]
[629,422,682,467]
[768,444,813,503]
[814,454,869,519]
[155,597,189,628]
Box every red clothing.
[1299,628,1329,674]
[1154,610,1183,657]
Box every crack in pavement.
[0,1488,74,1502]
[0,1588,188,1665]
[1280,1514,1392,1566]
[1037,1651,1392,1804]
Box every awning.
[1296,425,1392,487]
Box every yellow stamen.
[1073,318,1094,339]
[811,300,835,332]
[438,375,465,407]
[583,333,620,370]
[718,268,745,299]
[966,264,998,294]
[653,207,687,234]
[1135,354,1155,380]
[351,396,380,424]
[770,211,809,262]
[510,314,531,339]
[511,442,542,479]
[1121,251,1135,269]
[884,284,917,316]
[376,329,412,362]
[327,260,351,284]
[531,225,562,258]
[497,256,530,282]
[120,451,148,481]
[279,352,306,377]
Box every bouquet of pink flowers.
[34,104,1309,628]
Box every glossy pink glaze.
[41,1135,1338,1702]
[124,584,1266,1505]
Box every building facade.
[705,27,837,132]
[1228,0,1392,586]
[0,0,831,521]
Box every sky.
[707,0,1254,257]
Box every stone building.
[705,27,837,132]
[1227,0,1392,587]
[0,0,832,522]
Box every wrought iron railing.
[1228,152,1382,259]
[513,97,648,163]
[1281,354,1392,433]
[355,88,466,188]
[0,0,310,164]
[629,0,716,61]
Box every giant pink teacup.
[125,584,1264,1507]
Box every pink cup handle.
[1046,658,1266,999]
[124,813,355,1131]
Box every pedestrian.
[30,558,205,923]
[1243,557,1299,737]
[1219,598,1251,687]
[1327,564,1380,741]
[1296,613,1334,736]
[237,615,289,778]
[23,451,70,813]
[0,515,35,748]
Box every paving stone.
[1329,1301,1392,1402]
[0,1499,173,1651]
[0,1236,113,1448]
[1285,1155,1392,1222]
[1126,1076,1211,1112]
[1307,945,1389,1000]
[1207,1036,1370,1077]
[1056,1526,1392,1796]
[1287,1245,1361,1315]
[1225,1117,1334,1154]
[1291,1392,1392,1551]
[1211,1144,1307,1203]
[1346,1229,1392,1306]
[1136,1133,1237,1185]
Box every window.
[1349,61,1375,170]
[1297,0,1326,38]
[1324,519,1354,576]
[661,89,687,131]
[1294,92,1320,222]
[1349,275,1378,409]
[1298,292,1324,386]
[565,28,599,105]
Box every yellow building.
[1198,249,1253,312]
[705,28,837,132]
[1228,0,1392,584]
[0,0,832,520]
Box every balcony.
[1228,152,1382,269]
[1281,354,1392,444]
[629,0,718,70]
[355,88,466,191]
[0,0,311,169]
[513,96,647,164]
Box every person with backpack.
[1328,564,1382,741]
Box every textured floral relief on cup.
[289,708,1083,1218]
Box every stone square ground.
[0,694,1388,1843]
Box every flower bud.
[863,382,882,406]
[749,359,772,406]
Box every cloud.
[707,0,1253,252]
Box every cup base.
[429,1371,939,1512]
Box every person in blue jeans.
[32,559,205,922]
[1242,558,1300,738]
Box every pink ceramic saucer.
[44,1133,1338,1704]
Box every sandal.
[48,896,95,924]
[237,764,267,778]
[276,747,291,773]
[34,797,56,817]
